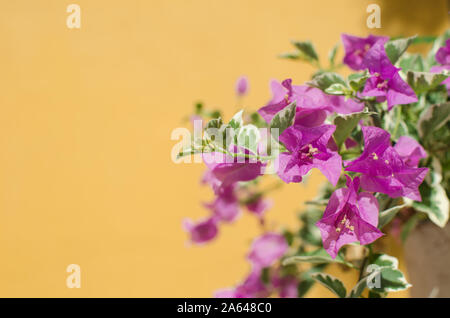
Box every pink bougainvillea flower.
[271,274,299,298]
[393,136,427,168]
[258,79,363,127]
[204,185,240,222]
[202,149,265,188]
[248,233,288,268]
[430,39,450,95]
[361,41,417,110]
[214,288,237,298]
[345,137,359,149]
[430,65,450,94]
[215,269,298,298]
[277,125,342,186]
[345,126,428,201]
[341,33,389,70]
[183,217,219,244]
[246,197,272,219]
[258,79,328,126]
[234,269,270,298]
[435,39,450,65]
[235,76,249,96]
[316,176,383,258]
[326,94,365,115]
[215,268,270,298]
[215,233,293,298]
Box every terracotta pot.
[404,222,450,297]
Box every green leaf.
[194,102,203,114]
[237,124,260,154]
[311,273,347,298]
[427,30,450,67]
[333,110,375,149]
[370,253,399,269]
[205,117,223,130]
[269,101,296,136]
[348,71,369,92]
[400,213,421,242]
[349,253,403,297]
[297,264,327,297]
[229,110,244,130]
[410,35,437,45]
[298,208,323,246]
[369,290,387,298]
[378,204,407,229]
[418,102,450,143]
[282,248,355,268]
[307,72,347,91]
[328,43,339,66]
[261,267,270,284]
[406,71,449,95]
[347,276,369,298]
[411,169,449,228]
[385,36,416,65]
[291,40,319,62]
[368,267,411,293]
[381,106,409,140]
[399,53,425,72]
[279,51,302,60]
[365,253,411,294]
[325,83,348,95]
[297,279,315,298]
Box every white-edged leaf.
[291,40,319,61]
[311,273,347,298]
[269,101,296,135]
[371,253,399,269]
[229,110,244,130]
[347,276,369,298]
[418,102,450,142]
[363,253,411,294]
[282,248,355,268]
[378,204,407,229]
[325,83,347,95]
[237,124,261,154]
[368,267,411,293]
[406,71,449,95]
[333,110,375,149]
[411,169,449,228]
[307,72,347,91]
[385,36,416,65]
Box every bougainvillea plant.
[175,30,450,298]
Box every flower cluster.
[215,233,297,298]
[431,39,450,94]
[177,31,450,298]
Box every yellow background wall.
[0,0,447,297]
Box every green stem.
[212,145,278,161]
[366,102,382,128]
[392,106,401,138]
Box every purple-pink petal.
[246,197,272,218]
[248,233,288,268]
[183,217,218,244]
[394,136,427,167]
[436,39,450,65]
[277,125,342,186]
[236,76,249,96]
[316,177,383,258]
[341,33,389,70]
